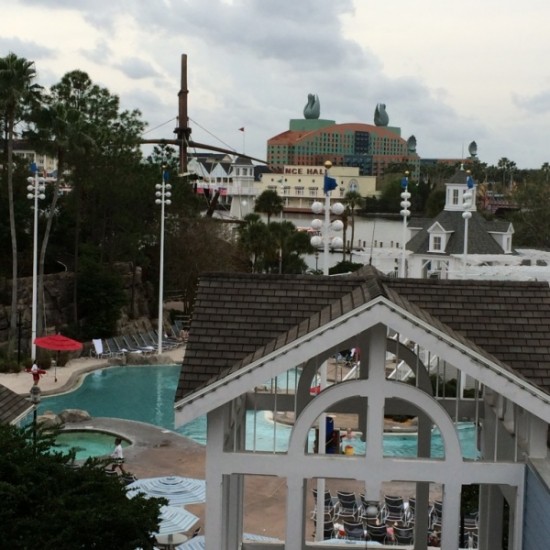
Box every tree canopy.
[0,423,163,549]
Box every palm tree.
[0,53,41,354]
[237,213,271,272]
[254,189,283,223]
[344,190,364,258]
[26,100,91,336]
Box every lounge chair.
[129,334,156,354]
[382,494,405,524]
[311,488,337,519]
[312,512,336,540]
[335,491,359,521]
[404,496,416,524]
[90,339,111,359]
[121,335,154,355]
[394,523,414,544]
[430,499,443,529]
[150,330,178,350]
[113,336,143,355]
[342,520,366,541]
[365,520,387,544]
[105,338,126,358]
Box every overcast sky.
[3,0,550,169]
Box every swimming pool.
[54,430,130,461]
[39,365,479,458]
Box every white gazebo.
[174,267,550,550]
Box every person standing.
[110,438,126,474]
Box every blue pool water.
[39,365,479,458]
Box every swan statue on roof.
[407,135,417,154]
[303,93,320,119]
[374,103,389,127]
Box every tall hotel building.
[266,97,419,177]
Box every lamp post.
[309,160,345,541]
[155,166,171,354]
[26,164,46,361]
[399,172,411,277]
[462,172,475,279]
[29,384,41,451]
[310,161,345,276]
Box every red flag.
[238,127,245,132]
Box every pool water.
[54,430,130,461]
[39,365,479,458]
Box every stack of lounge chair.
[309,490,481,547]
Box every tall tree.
[0,52,41,354]
[254,189,283,223]
[344,190,364,258]
[510,173,550,248]
[237,213,272,272]
[26,97,93,335]
[44,70,146,327]
[0,423,162,549]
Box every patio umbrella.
[155,505,199,536]
[34,334,83,382]
[178,534,281,549]
[126,476,206,506]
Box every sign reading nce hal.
[283,166,326,175]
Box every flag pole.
[239,127,245,154]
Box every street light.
[155,166,171,354]
[309,160,344,541]
[399,172,411,277]
[29,384,42,451]
[462,172,475,279]
[310,161,344,276]
[26,164,46,361]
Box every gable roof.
[177,267,550,402]
[406,210,511,255]
[176,272,369,400]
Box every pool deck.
[1,348,441,542]
[0,347,294,540]
[0,347,186,397]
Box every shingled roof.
[0,385,33,425]
[406,210,511,255]
[177,267,550,400]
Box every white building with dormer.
[406,167,515,279]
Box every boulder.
[37,412,63,429]
[58,409,92,423]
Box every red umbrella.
[34,334,83,382]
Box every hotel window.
[308,187,318,197]
[295,186,304,196]
[283,186,291,195]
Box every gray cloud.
[512,91,550,115]
[0,36,55,61]
[10,0,550,167]
[115,57,161,80]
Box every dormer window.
[452,189,460,205]
[428,226,448,253]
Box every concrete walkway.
[0,346,185,397]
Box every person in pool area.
[28,362,46,385]
[110,437,126,474]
